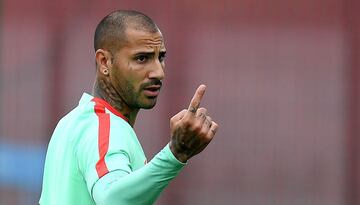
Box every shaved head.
[94,10,159,54]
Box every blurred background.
[0,0,359,204]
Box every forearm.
[93,144,185,205]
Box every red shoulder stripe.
[92,97,128,122]
[92,99,110,178]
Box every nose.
[148,59,165,80]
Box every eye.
[159,53,166,62]
[136,55,148,63]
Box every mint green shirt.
[40,93,185,205]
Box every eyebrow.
[134,50,167,56]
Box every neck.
[92,78,139,127]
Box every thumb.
[170,109,187,123]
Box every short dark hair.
[94,10,159,53]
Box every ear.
[95,49,112,76]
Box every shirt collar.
[79,93,129,122]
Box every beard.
[119,79,162,110]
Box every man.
[40,10,218,205]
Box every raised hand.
[169,85,219,163]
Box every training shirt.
[40,93,185,205]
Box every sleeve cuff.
[163,143,187,166]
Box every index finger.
[187,84,206,113]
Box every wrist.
[169,141,188,163]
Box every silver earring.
[103,69,109,75]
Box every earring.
[103,69,109,75]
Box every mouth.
[143,85,161,97]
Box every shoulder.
[109,115,134,136]
[107,114,137,151]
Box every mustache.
[141,79,162,89]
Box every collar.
[79,93,129,122]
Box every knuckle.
[170,116,176,122]
[198,107,207,114]
[192,122,202,132]
[197,112,205,119]
[198,107,206,112]
[204,131,212,139]
[206,135,214,142]
[182,114,191,121]
[183,119,192,128]
[199,124,210,135]
[195,125,202,132]
[170,119,178,127]
[206,116,212,122]
[200,129,209,137]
